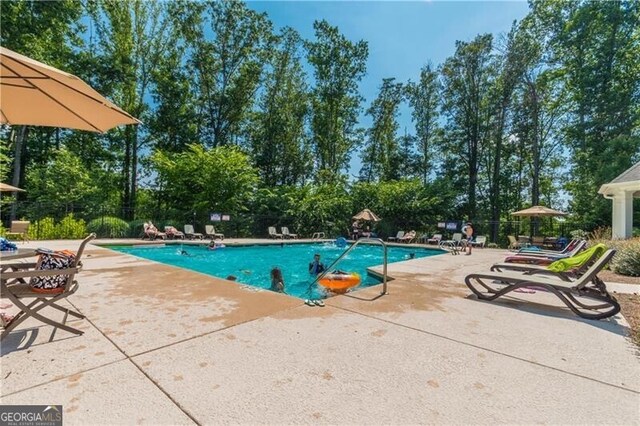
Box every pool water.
[109,243,444,299]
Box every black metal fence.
[1,200,599,246]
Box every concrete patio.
[1,239,639,424]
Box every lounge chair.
[268,226,283,239]
[440,233,463,246]
[388,231,404,242]
[143,222,166,240]
[311,232,325,240]
[426,234,442,245]
[470,236,487,248]
[1,234,96,341]
[490,243,607,282]
[164,226,185,240]
[205,225,224,240]
[5,221,30,243]
[464,249,620,320]
[517,239,580,256]
[504,240,587,265]
[398,230,416,243]
[282,227,298,239]
[507,235,522,250]
[184,224,204,240]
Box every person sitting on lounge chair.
[165,226,185,239]
[144,222,166,240]
[399,230,416,243]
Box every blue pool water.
[109,243,444,299]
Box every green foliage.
[28,217,57,240]
[570,229,587,239]
[128,219,148,238]
[152,144,259,217]
[26,148,98,212]
[360,78,405,182]
[351,179,453,238]
[406,63,441,185]
[87,217,129,238]
[55,214,87,239]
[306,19,368,178]
[251,27,311,186]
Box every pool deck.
[1,238,639,424]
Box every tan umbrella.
[0,182,25,192]
[0,46,140,132]
[352,209,381,222]
[511,205,567,217]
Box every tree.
[306,20,368,181]
[360,78,405,182]
[484,23,528,242]
[440,34,496,221]
[406,63,441,184]
[252,27,311,186]
[26,148,98,215]
[152,144,259,217]
[530,0,640,225]
[172,0,274,147]
[0,0,83,218]
[87,0,173,219]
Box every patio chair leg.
[0,292,84,341]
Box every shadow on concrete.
[1,328,40,356]
[465,294,630,337]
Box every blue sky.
[247,0,531,175]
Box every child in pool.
[270,267,285,293]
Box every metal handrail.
[310,238,389,296]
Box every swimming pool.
[109,242,444,299]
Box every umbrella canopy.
[511,205,567,217]
[0,46,140,133]
[352,209,381,222]
[0,182,25,192]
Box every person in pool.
[270,267,285,293]
[309,253,325,275]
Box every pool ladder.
[310,238,389,298]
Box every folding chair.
[1,234,95,341]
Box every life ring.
[318,272,361,293]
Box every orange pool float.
[318,273,361,294]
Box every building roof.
[610,161,640,184]
[598,161,640,197]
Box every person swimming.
[269,267,285,293]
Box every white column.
[611,190,633,239]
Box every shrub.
[0,223,5,237]
[56,214,87,239]
[487,243,499,249]
[27,217,57,240]
[588,236,640,277]
[609,238,640,277]
[128,219,148,238]
[570,229,587,239]
[87,216,129,238]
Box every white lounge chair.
[281,227,298,239]
[205,225,224,240]
[184,224,204,240]
[388,231,404,242]
[470,236,486,248]
[268,226,283,239]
